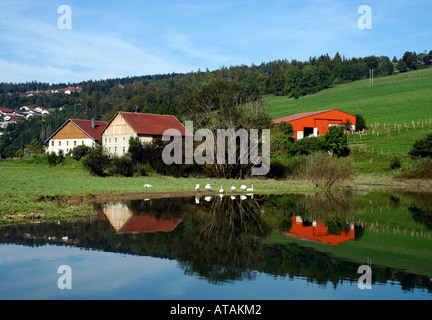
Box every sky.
[0,0,431,84]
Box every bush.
[301,152,353,189]
[288,136,325,156]
[355,114,367,132]
[47,150,65,166]
[71,145,91,161]
[399,158,432,179]
[81,145,111,176]
[389,156,402,170]
[323,126,350,157]
[266,159,288,179]
[409,133,432,158]
[108,155,135,177]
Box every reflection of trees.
[176,195,272,284]
[397,191,432,230]
[0,196,430,292]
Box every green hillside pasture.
[267,68,432,125]
[347,121,432,174]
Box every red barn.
[272,109,356,140]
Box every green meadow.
[267,68,432,175]
[267,68,432,125]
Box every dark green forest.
[0,50,430,157]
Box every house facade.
[101,111,190,156]
[46,119,108,154]
[272,109,357,140]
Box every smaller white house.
[45,119,108,154]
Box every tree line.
[0,50,430,157]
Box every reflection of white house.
[102,202,182,234]
[45,119,108,154]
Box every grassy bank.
[1,156,430,224]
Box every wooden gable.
[103,113,136,136]
[50,121,90,140]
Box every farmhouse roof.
[272,109,354,123]
[104,111,192,136]
[272,110,332,123]
[45,119,108,143]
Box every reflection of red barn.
[284,216,355,245]
[272,109,356,140]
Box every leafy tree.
[355,114,367,131]
[403,51,418,70]
[396,60,407,73]
[409,133,432,158]
[71,144,91,161]
[283,65,303,98]
[81,145,111,176]
[323,126,350,157]
[25,138,45,156]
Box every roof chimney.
[91,118,95,128]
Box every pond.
[0,190,431,300]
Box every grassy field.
[267,68,432,175]
[267,68,432,125]
[0,157,319,224]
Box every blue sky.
[0,0,431,84]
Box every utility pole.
[369,69,374,86]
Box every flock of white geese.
[194,183,254,203]
[143,183,255,203]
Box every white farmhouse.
[45,119,108,154]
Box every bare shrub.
[301,152,354,189]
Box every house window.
[74,141,77,146]
[122,147,125,152]
[115,137,117,143]
[82,141,84,145]
[66,141,69,146]
[51,141,54,146]
[105,138,107,143]
[109,138,111,143]
[123,137,125,143]
[114,147,117,152]
[59,141,61,146]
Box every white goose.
[205,184,212,191]
[195,184,200,192]
[240,185,247,190]
[144,183,152,188]
[246,184,254,192]
[219,185,224,193]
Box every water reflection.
[103,203,182,234]
[0,191,431,296]
[286,216,355,245]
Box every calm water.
[0,191,431,300]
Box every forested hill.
[0,50,431,155]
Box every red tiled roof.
[70,119,108,141]
[272,110,332,123]
[117,112,192,136]
[0,107,13,113]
